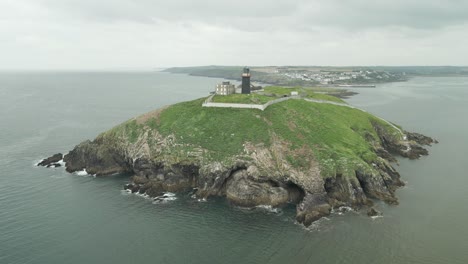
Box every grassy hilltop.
[104,87,400,179]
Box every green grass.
[212,94,273,104]
[103,119,144,144]
[264,100,381,176]
[100,89,402,178]
[136,97,400,177]
[263,86,346,103]
[152,98,270,160]
[210,86,345,106]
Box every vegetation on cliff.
[54,88,435,226]
[104,91,398,179]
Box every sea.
[0,71,467,264]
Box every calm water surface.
[0,72,467,264]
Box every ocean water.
[0,72,467,264]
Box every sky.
[1,0,467,70]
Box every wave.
[331,206,354,215]
[135,192,151,200]
[255,205,282,214]
[33,159,42,167]
[57,159,66,166]
[371,215,383,220]
[74,169,95,177]
[121,189,174,203]
[153,192,177,204]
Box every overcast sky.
[1,0,467,70]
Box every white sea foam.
[300,216,331,232]
[332,206,354,215]
[153,192,177,204]
[255,205,281,213]
[339,206,353,212]
[57,158,66,166]
[121,189,132,195]
[75,169,89,176]
[135,192,151,199]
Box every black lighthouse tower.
[241,67,251,94]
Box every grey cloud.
[1,0,467,69]
[299,0,468,29]
[37,0,468,31]
[37,0,300,24]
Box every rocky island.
[39,87,436,226]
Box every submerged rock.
[367,207,380,217]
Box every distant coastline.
[164,65,468,88]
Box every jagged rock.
[324,174,369,207]
[356,169,399,205]
[402,144,429,159]
[367,207,380,217]
[196,162,234,198]
[375,148,397,162]
[161,172,194,192]
[406,132,438,145]
[58,126,433,225]
[38,153,62,167]
[296,193,331,226]
[124,184,140,193]
[143,181,164,197]
[225,170,290,207]
[373,122,436,160]
[63,140,131,176]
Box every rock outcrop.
[367,207,380,217]
[40,98,437,226]
[37,153,63,168]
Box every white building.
[215,81,236,95]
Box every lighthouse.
[241,67,251,94]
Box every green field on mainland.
[105,89,401,178]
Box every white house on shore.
[215,81,236,95]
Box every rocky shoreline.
[38,122,436,226]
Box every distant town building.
[241,67,251,94]
[215,81,236,95]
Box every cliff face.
[55,98,435,226]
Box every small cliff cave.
[284,181,306,205]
